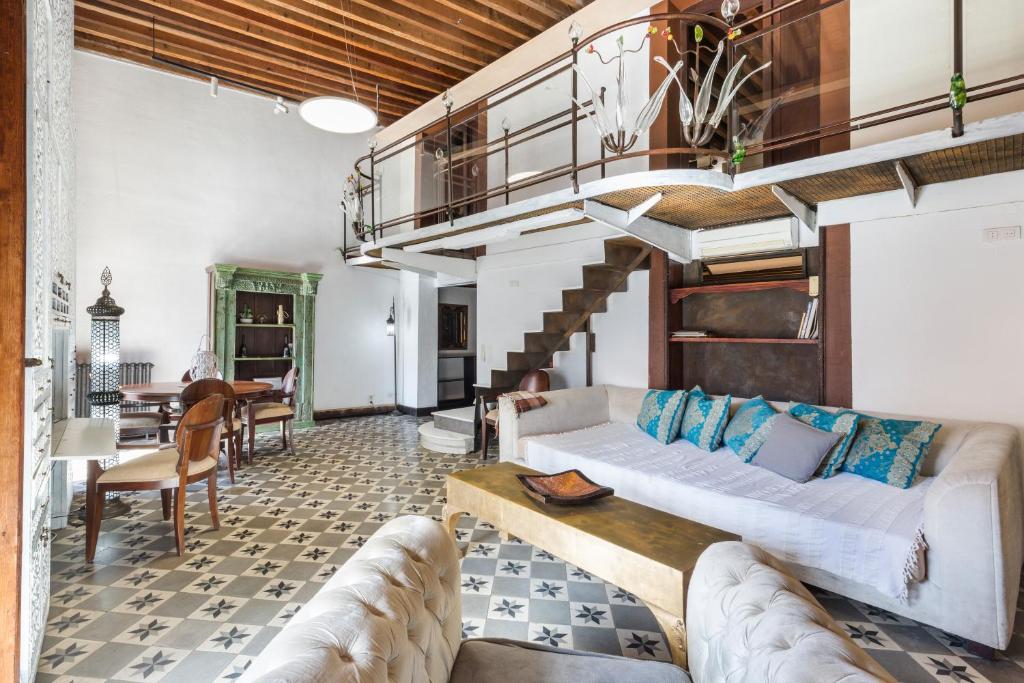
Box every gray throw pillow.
[752,414,841,483]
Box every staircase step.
[542,310,583,334]
[604,240,649,269]
[490,369,525,391]
[507,351,549,372]
[583,263,630,292]
[562,288,609,314]
[418,422,474,455]
[431,406,476,436]
[524,332,571,353]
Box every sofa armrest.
[922,423,1023,649]
[687,542,895,683]
[498,386,611,462]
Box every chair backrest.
[182,369,224,382]
[281,367,299,406]
[518,369,550,393]
[175,394,226,468]
[242,516,462,682]
[181,378,237,427]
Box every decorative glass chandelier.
[572,24,682,155]
[340,173,365,230]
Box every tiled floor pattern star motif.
[39,415,1024,682]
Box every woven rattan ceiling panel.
[777,160,902,204]
[906,134,1024,184]
[596,184,787,229]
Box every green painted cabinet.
[207,264,322,428]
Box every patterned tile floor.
[40,415,1024,682]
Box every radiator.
[74,361,155,416]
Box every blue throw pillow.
[788,403,861,478]
[636,389,688,445]
[680,388,731,452]
[724,396,778,462]
[840,413,941,488]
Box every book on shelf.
[798,298,819,339]
[671,330,709,338]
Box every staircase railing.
[343,0,1023,257]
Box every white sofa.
[498,385,1023,650]
[243,515,894,682]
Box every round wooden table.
[121,380,273,402]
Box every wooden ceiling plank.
[512,0,572,23]
[79,0,451,93]
[350,0,528,50]
[417,0,537,44]
[233,0,488,73]
[467,0,549,32]
[74,27,412,118]
[75,6,426,109]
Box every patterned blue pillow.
[636,389,688,445]
[840,413,941,488]
[724,396,778,462]
[680,388,731,452]
[788,404,861,478]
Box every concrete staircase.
[418,238,651,455]
[489,237,652,390]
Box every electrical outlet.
[982,226,1021,242]
[368,395,374,406]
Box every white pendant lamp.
[299,96,377,134]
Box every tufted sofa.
[242,515,893,683]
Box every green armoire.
[207,264,322,428]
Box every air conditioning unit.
[695,217,815,259]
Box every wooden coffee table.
[444,462,738,668]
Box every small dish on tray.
[516,470,614,505]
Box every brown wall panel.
[823,224,852,407]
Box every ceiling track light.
[209,76,218,97]
[274,96,289,115]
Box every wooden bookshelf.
[208,265,322,427]
[669,337,819,345]
[670,278,811,303]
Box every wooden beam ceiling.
[74,0,593,124]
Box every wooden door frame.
[0,0,27,680]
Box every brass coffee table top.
[448,462,735,572]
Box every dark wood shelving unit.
[666,250,824,404]
[669,336,819,345]
[670,278,811,303]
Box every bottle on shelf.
[282,335,291,358]
[239,335,247,357]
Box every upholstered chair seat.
[485,408,499,423]
[243,402,294,420]
[97,447,218,484]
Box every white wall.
[850,0,1024,147]
[396,271,438,409]
[849,170,1024,431]
[476,223,649,389]
[74,51,399,412]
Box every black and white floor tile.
[39,415,1024,682]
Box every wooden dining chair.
[180,379,244,484]
[243,367,298,462]
[85,394,225,562]
[480,369,550,456]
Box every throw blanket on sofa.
[522,421,930,602]
[501,391,548,416]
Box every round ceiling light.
[299,96,377,134]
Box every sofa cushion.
[680,388,731,451]
[636,389,688,444]
[522,421,930,601]
[687,542,896,683]
[841,413,941,488]
[242,515,462,682]
[752,414,841,483]
[788,403,860,477]
[450,638,691,683]
[723,395,777,462]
